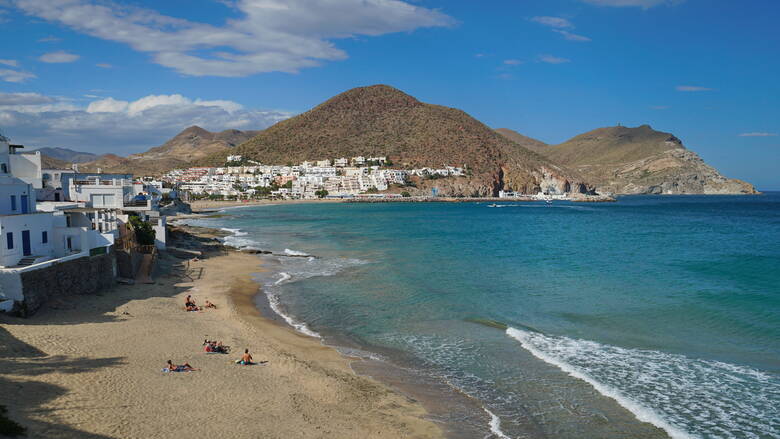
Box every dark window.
[6,232,12,250]
[10,195,16,211]
[1,163,6,173]
[42,231,48,244]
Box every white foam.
[274,272,292,286]
[505,327,780,439]
[284,248,310,256]
[220,227,247,236]
[483,407,511,439]
[265,272,320,338]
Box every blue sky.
[0,0,778,189]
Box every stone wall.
[115,249,143,279]
[15,249,116,316]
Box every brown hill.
[537,125,757,194]
[495,128,548,154]
[77,126,260,175]
[40,154,72,170]
[200,85,592,196]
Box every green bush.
[314,189,329,198]
[401,191,411,198]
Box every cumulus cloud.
[0,92,290,153]
[531,16,572,28]
[553,29,591,42]
[676,85,712,92]
[0,59,19,67]
[39,50,80,63]
[11,0,454,77]
[739,132,777,137]
[539,55,570,64]
[580,0,675,7]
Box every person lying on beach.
[186,303,201,312]
[204,300,216,309]
[165,360,199,372]
[203,340,229,354]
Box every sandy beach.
[0,230,442,438]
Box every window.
[42,231,48,244]
[10,195,16,211]
[6,232,12,250]
[0,163,6,173]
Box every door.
[22,230,31,256]
[21,195,29,214]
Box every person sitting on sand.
[204,300,216,309]
[185,295,195,307]
[166,360,199,372]
[186,303,200,312]
[239,349,253,365]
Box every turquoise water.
[186,194,780,438]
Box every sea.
[180,194,780,439]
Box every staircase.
[16,257,38,267]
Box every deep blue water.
[185,194,780,439]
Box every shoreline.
[0,226,443,438]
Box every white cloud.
[12,0,454,77]
[531,16,572,28]
[0,68,36,83]
[96,63,113,68]
[739,132,777,137]
[539,55,570,64]
[0,59,19,67]
[86,97,129,113]
[38,35,61,42]
[0,92,291,153]
[552,29,591,42]
[38,50,80,63]
[503,59,522,65]
[676,85,712,92]
[0,92,55,106]
[580,0,674,8]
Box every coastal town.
[162,154,467,200]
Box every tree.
[129,215,156,246]
[315,189,329,198]
[401,191,411,198]
[283,180,293,189]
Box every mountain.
[77,126,261,175]
[31,147,99,164]
[200,85,593,197]
[532,124,757,195]
[495,128,548,154]
[40,154,72,169]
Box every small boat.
[488,203,499,208]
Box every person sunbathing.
[204,300,217,309]
[166,360,199,372]
[186,303,200,312]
